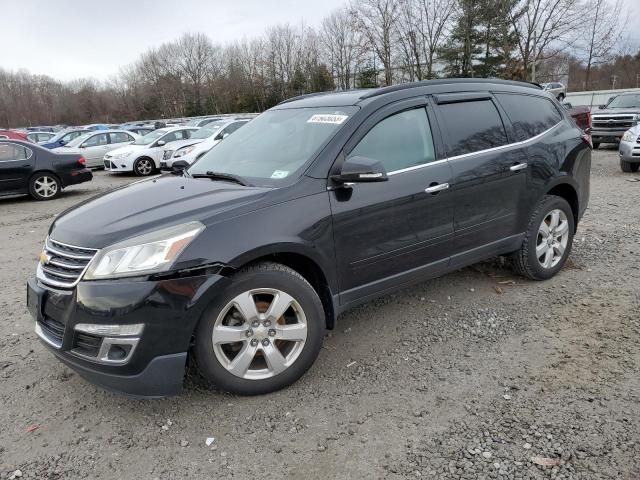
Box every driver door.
[329,98,454,305]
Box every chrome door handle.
[425,183,450,193]
[509,163,528,172]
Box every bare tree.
[322,7,363,89]
[509,0,583,81]
[352,0,400,86]
[579,0,627,90]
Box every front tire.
[194,262,325,395]
[510,195,574,280]
[133,157,155,176]
[620,160,639,173]
[29,173,61,201]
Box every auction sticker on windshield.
[271,170,289,179]
[307,114,348,125]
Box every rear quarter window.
[495,93,563,141]
[437,99,509,157]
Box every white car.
[160,119,251,169]
[104,127,199,176]
[54,130,139,168]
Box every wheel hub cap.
[536,208,569,269]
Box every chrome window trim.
[386,122,562,176]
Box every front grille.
[73,332,102,357]
[37,238,98,288]
[592,115,634,130]
[40,317,65,346]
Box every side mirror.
[171,160,190,172]
[222,133,230,139]
[156,140,166,147]
[598,104,606,109]
[332,156,388,185]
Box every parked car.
[104,127,199,175]
[618,125,640,172]
[27,79,591,397]
[184,116,225,127]
[160,119,251,169]
[54,130,139,168]
[0,139,92,200]
[590,93,640,149]
[0,130,29,141]
[26,126,55,133]
[541,82,566,101]
[26,131,56,144]
[125,127,154,137]
[41,129,91,149]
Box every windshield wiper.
[191,171,252,186]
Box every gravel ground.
[0,149,638,479]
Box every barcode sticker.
[307,114,349,125]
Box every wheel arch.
[29,169,62,186]
[230,247,337,330]
[545,180,580,229]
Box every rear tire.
[133,157,155,176]
[29,172,61,201]
[620,160,639,173]
[194,262,325,395]
[510,195,574,281]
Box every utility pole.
[531,32,537,82]
[612,75,617,90]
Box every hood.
[165,138,205,152]
[592,108,640,116]
[50,174,270,248]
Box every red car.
[0,130,29,141]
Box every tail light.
[78,156,86,166]
[582,132,593,148]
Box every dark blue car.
[41,129,90,149]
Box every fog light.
[107,344,131,361]
[75,323,144,336]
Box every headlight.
[163,150,174,160]
[113,151,132,159]
[174,145,196,158]
[84,222,205,280]
[621,130,635,142]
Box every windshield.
[607,94,640,109]
[190,127,217,140]
[190,107,357,186]
[133,129,166,145]
[64,133,91,147]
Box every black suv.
[27,79,591,397]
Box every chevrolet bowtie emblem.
[39,251,51,266]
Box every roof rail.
[359,78,541,100]
[277,91,332,106]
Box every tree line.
[0,0,636,128]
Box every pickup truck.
[590,93,640,149]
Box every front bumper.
[103,157,133,172]
[591,128,628,143]
[619,140,640,164]
[27,271,231,397]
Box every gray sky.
[1,0,348,81]
[2,0,639,83]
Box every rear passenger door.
[433,93,528,263]
[330,98,454,304]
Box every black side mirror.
[332,156,388,185]
[171,160,190,173]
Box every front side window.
[191,107,357,186]
[496,93,563,141]
[83,134,108,147]
[348,108,436,173]
[0,143,31,161]
[438,100,509,157]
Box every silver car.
[26,131,56,144]
[54,130,139,168]
[541,82,566,101]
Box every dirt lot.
[1,149,639,480]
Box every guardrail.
[566,88,640,108]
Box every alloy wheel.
[536,209,569,269]
[34,176,58,198]
[136,159,153,175]
[211,288,308,380]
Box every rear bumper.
[61,168,92,187]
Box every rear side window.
[438,100,508,157]
[109,132,133,143]
[496,93,563,141]
[0,143,31,161]
[348,108,436,173]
